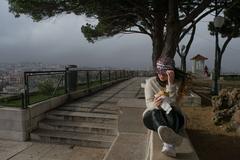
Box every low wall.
[0,94,68,141]
[220,74,240,80]
[181,91,201,107]
[0,108,30,141]
[103,98,150,160]
[0,78,128,141]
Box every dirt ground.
[182,106,240,160]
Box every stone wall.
[0,94,68,141]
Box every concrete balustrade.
[0,79,126,141]
[0,94,68,141]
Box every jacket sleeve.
[142,79,158,117]
[165,82,180,106]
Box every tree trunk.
[217,53,222,79]
[217,37,232,78]
[181,56,187,72]
[161,25,181,58]
[179,24,196,72]
[152,13,165,69]
[161,0,181,59]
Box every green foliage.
[208,0,240,38]
[8,0,235,61]
[37,80,54,95]
[8,0,213,42]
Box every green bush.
[37,80,54,95]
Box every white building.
[191,54,208,74]
[3,86,20,93]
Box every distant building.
[190,54,208,74]
[3,86,20,93]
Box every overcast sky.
[0,1,240,73]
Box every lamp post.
[213,16,224,95]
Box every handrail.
[0,92,24,108]
[23,69,136,108]
[1,69,153,109]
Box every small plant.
[38,80,54,95]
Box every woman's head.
[155,56,192,103]
[156,57,175,82]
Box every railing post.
[120,70,122,79]
[86,71,90,91]
[108,70,111,82]
[24,72,29,107]
[65,68,69,94]
[99,71,102,87]
[21,92,25,109]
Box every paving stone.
[40,144,76,160]
[70,146,107,160]
[104,133,149,160]
[0,140,32,160]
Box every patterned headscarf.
[156,57,175,74]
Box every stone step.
[46,110,118,123]
[64,102,117,109]
[31,129,116,148]
[39,119,118,136]
[59,106,119,115]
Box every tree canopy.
[8,0,232,68]
[208,0,240,79]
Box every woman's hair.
[175,68,192,103]
[156,67,186,86]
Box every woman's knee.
[143,111,155,130]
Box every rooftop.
[191,54,208,61]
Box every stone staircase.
[31,103,119,148]
[30,78,141,148]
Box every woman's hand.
[166,70,175,85]
[153,96,164,108]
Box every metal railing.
[23,70,66,107]
[0,92,24,108]
[0,69,153,109]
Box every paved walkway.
[0,140,107,160]
[0,78,146,160]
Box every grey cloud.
[0,1,240,72]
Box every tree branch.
[126,0,154,24]
[184,24,196,56]
[176,45,181,57]
[122,29,151,37]
[135,24,152,37]
[179,7,217,41]
[220,36,232,56]
[180,0,211,28]
[138,15,154,32]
